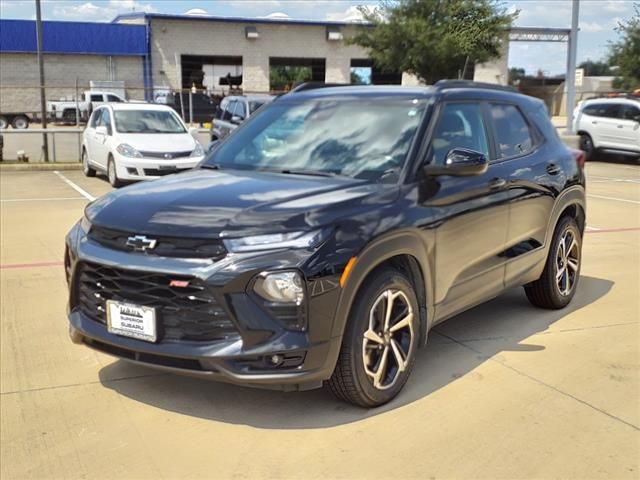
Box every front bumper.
[65,222,344,391]
[113,152,203,181]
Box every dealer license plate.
[106,300,157,342]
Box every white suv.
[574,97,640,160]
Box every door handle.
[617,125,624,128]
[546,163,560,175]
[591,120,598,124]
[488,178,507,189]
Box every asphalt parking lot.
[1,160,639,479]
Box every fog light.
[269,354,283,366]
[254,271,304,304]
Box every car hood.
[116,133,197,152]
[86,169,398,238]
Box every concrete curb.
[0,162,81,171]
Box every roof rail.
[288,82,352,93]
[434,80,517,93]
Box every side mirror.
[188,127,199,136]
[423,148,488,177]
[230,115,242,125]
[95,125,108,136]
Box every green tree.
[608,3,640,91]
[269,66,312,92]
[508,67,526,85]
[578,60,612,77]
[349,0,516,84]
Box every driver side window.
[431,103,489,164]
[91,109,104,128]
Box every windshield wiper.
[277,168,341,178]
[200,163,222,170]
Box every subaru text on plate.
[66,81,586,407]
[81,103,205,187]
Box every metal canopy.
[509,27,571,43]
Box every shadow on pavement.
[589,152,639,165]
[99,275,613,429]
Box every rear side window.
[490,104,534,158]
[583,103,622,119]
[430,103,489,164]
[106,94,121,102]
[90,94,103,102]
[623,104,640,121]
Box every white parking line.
[1,197,86,203]
[585,226,601,231]
[587,194,640,205]
[589,176,640,184]
[53,171,96,201]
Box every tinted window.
[102,109,112,132]
[583,103,622,119]
[234,101,247,120]
[205,97,426,180]
[249,101,267,114]
[90,94,103,102]
[431,103,489,164]
[490,104,534,158]
[106,94,122,102]
[623,104,640,121]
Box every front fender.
[329,228,435,342]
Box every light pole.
[35,0,49,162]
[565,0,580,134]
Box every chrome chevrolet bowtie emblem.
[125,235,157,252]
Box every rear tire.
[0,115,8,130]
[579,133,595,161]
[82,149,96,177]
[11,115,29,129]
[327,267,419,407]
[525,216,581,309]
[107,155,123,188]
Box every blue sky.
[0,0,635,75]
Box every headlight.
[191,142,204,157]
[223,229,327,253]
[80,215,92,234]
[254,271,304,304]
[116,143,142,158]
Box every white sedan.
[82,103,205,187]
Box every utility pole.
[35,0,49,162]
[565,0,579,135]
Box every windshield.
[204,97,427,179]
[114,110,186,134]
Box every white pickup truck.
[47,90,127,124]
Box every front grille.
[139,150,192,159]
[75,261,238,342]
[143,168,191,177]
[88,225,227,259]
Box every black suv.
[66,81,586,407]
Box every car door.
[84,108,103,162]
[619,103,640,151]
[92,108,112,169]
[420,101,511,322]
[595,103,625,148]
[488,102,561,288]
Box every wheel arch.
[545,186,586,247]
[330,230,434,347]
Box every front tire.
[579,133,595,161]
[82,149,96,177]
[525,216,582,309]
[107,155,123,188]
[328,267,419,407]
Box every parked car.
[574,97,640,160]
[48,90,127,124]
[66,81,586,407]
[210,94,274,141]
[81,103,205,187]
[164,92,219,125]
